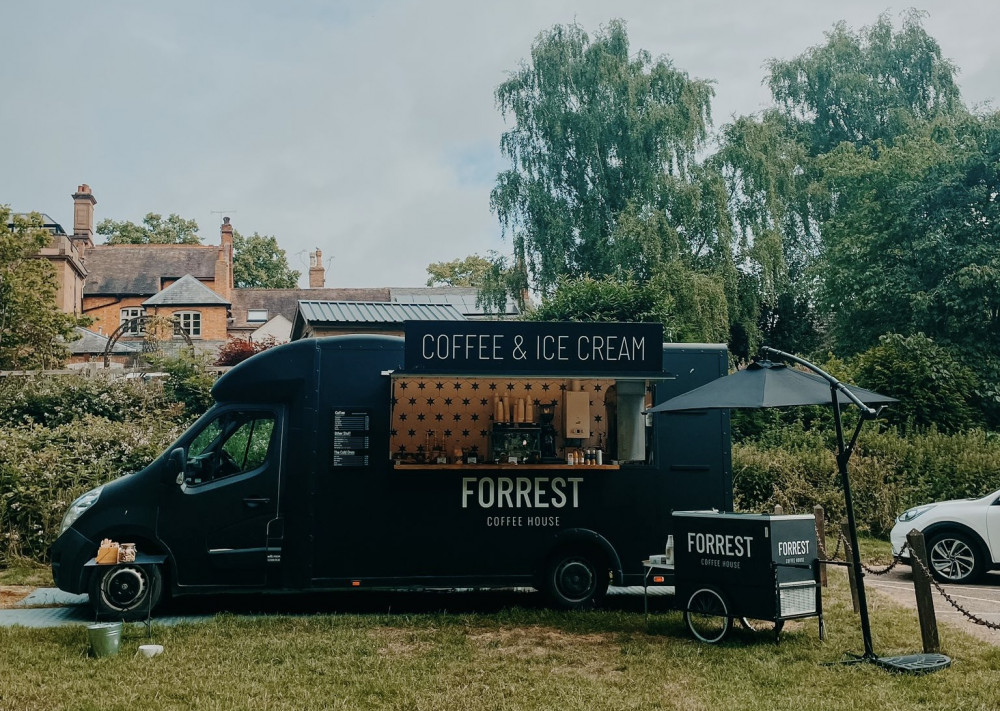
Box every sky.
[2,1,999,289]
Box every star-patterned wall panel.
[389,377,614,462]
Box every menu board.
[332,408,371,468]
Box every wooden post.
[907,529,941,653]
[814,505,827,587]
[773,504,783,515]
[843,521,860,614]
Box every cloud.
[2,0,998,287]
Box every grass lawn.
[0,572,998,711]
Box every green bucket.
[87,622,123,658]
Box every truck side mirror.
[166,447,186,484]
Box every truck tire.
[89,564,163,621]
[544,548,608,610]
[927,530,985,584]
[684,587,732,643]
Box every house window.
[247,309,268,323]
[174,311,202,338]
[120,307,145,335]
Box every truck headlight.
[897,504,935,523]
[59,487,104,535]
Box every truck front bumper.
[50,527,97,594]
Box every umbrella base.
[830,652,952,674]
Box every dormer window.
[247,309,268,323]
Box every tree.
[491,19,718,295]
[232,231,300,289]
[817,113,1000,356]
[854,334,983,433]
[715,10,967,358]
[425,255,492,287]
[0,208,85,371]
[527,270,728,344]
[766,10,960,154]
[97,213,201,244]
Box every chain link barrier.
[819,530,1000,631]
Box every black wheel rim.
[103,567,146,609]
[930,538,975,581]
[555,558,596,602]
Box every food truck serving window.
[388,374,662,468]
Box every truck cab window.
[185,412,276,485]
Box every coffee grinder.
[539,401,559,462]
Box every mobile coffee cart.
[645,511,824,643]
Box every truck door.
[158,407,282,587]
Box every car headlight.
[59,487,104,535]
[897,503,936,523]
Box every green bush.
[853,333,983,433]
[0,414,184,563]
[0,374,172,427]
[733,424,1000,537]
[146,348,216,418]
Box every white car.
[890,487,1000,584]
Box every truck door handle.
[243,497,271,508]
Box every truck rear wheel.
[89,564,162,621]
[544,549,608,609]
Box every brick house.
[30,185,519,365]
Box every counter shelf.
[393,463,620,470]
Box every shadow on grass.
[157,586,672,618]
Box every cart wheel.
[684,587,731,644]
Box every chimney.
[309,248,325,288]
[71,184,96,247]
[215,216,235,299]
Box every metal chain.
[817,525,999,630]
[817,529,844,561]
[908,549,1000,631]
[860,540,908,576]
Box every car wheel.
[927,531,985,584]
[544,548,608,610]
[89,564,163,621]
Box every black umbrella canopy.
[645,360,896,413]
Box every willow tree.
[716,10,964,355]
[490,20,720,295]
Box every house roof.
[390,287,520,317]
[143,274,231,306]
[229,288,390,330]
[292,300,466,340]
[83,244,220,296]
[67,327,139,355]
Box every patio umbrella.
[645,359,897,413]
[647,346,950,674]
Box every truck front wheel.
[89,564,162,621]
[544,549,608,609]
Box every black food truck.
[51,321,732,620]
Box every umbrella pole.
[832,392,877,660]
